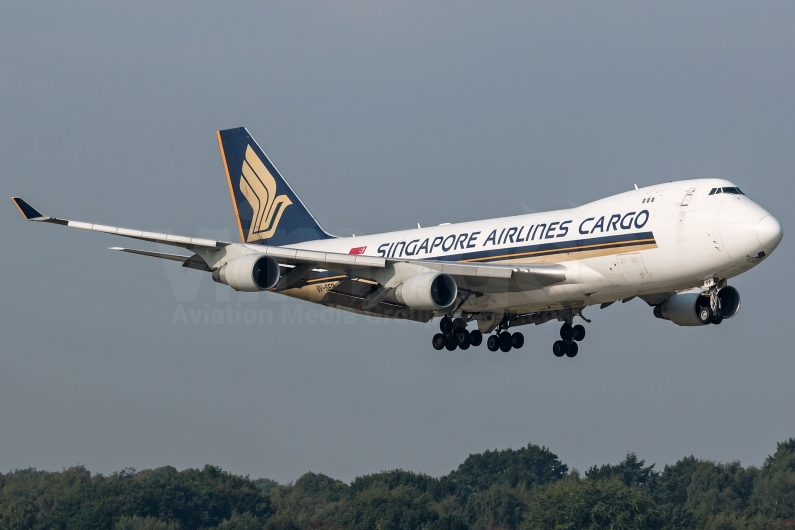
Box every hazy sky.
[1,2,793,483]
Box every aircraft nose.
[757,215,783,251]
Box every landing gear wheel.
[696,305,713,325]
[456,329,471,349]
[440,316,453,334]
[560,323,573,341]
[432,333,445,350]
[487,335,500,352]
[470,330,483,347]
[572,324,586,341]
[445,335,457,351]
[553,340,566,357]
[711,309,724,325]
[499,331,513,352]
[453,317,467,330]
[565,342,579,358]
[512,332,524,349]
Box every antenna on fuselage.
[634,184,638,190]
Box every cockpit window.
[722,187,745,195]
[710,187,746,196]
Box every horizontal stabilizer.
[110,247,211,271]
[110,247,191,262]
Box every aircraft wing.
[403,259,566,290]
[12,197,226,251]
[235,248,566,291]
[12,197,567,291]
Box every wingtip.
[11,197,45,220]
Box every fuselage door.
[616,252,651,286]
[681,188,696,206]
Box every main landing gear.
[482,316,523,352]
[431,314,523,352]
[485,331,524,352]
[431,314,525,352]
[432,310,588,356]
[432,316,484,351]
[552,323,585,358]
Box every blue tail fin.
[217,127,333,246]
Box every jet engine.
[394,272,457,310]
[213,254,280,292]
[717,285,741,319]
[653,286,741,326]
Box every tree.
[48,465,271,530]
[339,483,438,530]
[113,515,180,530]
[683,460,757,525]
[521,473,663,530]
[654,456,700,529]
[450,444,568,499]
[465,484,525,530]
[585,453,657,489]
[750,438,795,520]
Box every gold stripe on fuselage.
[460,237,657,263]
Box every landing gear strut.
[703,278,725,325]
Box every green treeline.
[1,439,794,530]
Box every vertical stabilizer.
[217,127,333,246]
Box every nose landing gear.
[703,278,726,325]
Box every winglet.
[11,198,67,225]
[12,197,46,220]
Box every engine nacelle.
[394,272,457,310]
[718,285,741,319]
[653,286,741,326]
[213,254,280,292]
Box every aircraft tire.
[572,324,586,341]
[553,340,566,357]
[711,309,724,325]
[456,329,471,348]
[470,330,483,347]
[499,331,513,352]
[445,335,457,351]
[512,332,524,349]
[565,342,579,358]
[440,316,453,333]
[432,333,446,350]
[696,305,713,324]
[487,335,500,352]
[560,323,573,341]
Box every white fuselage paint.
[275,179,781,315]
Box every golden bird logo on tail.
[239,145,293,242]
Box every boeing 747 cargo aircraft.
[12,128,783,355]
